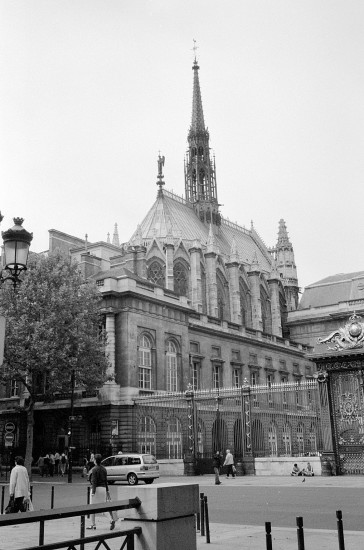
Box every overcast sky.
[1,0,363,292]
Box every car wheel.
[127,473,138,486]
[144,479,154,484]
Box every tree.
[0,251,110,473]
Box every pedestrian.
[54,451,60,475]
[43,454,50,477]
[302,462,314,477]
[60,452,67,477]
[87,454,117,531]
[49,452,55,477]
[213,450,222,485]
[223,449,235,478]
[37,455,45,477]
[9,456,30,513]
[291,463,302,476]
[87,452,95,472]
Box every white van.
[101,453,159,485]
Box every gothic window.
[217,272,230,321]
[268,422,278,456]
[201,266,207,314]
[166,340,178,392]
[138,334,152,390]
[282,423,292,456]
[252,419,264,456]
[308,423,317,453]
[296,423,305,455]
[197,421,204,455]
[239,282,252,327]
[260,288,272,334]
[212,417,228,452]
[166,417,182,459]
[137,416,156,455]
[279,290,289,338]
[147,261,165,287]
[173,261,189,297]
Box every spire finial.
[156,152,165,195]
[192,39,198,61]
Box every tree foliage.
[0,250,109,469]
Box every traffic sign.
[5,422,15,432]
[4,433,14,446]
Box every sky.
[1,0,364,292]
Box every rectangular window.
[233,368,240,388]
[213,365,220,389]
[10,379,19,397]
[139,368,151,389]
[267,373,274,407]
[232,350,240,361]
[265,357,272,368]
[211,346,221,357]
[190,342,200,353]
[192,360,200,390]
[250,371,258,385]
[249,353,257,365]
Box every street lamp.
[68,369,75,483]
[1,216,33,288]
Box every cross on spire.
[192,39,198,60]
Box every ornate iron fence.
[133,380,323,460]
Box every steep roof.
[299,271,364,309]
[130,189,272,272]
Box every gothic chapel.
[3,55,313,462]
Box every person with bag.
[88,454,117,530]
[223,449,236,478]
[8,456,31,513]
[213,450,223,485]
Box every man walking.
[213,450,222,485]
[223,449,235,478]
[9,456,30,513]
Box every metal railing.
[0,498,141,550]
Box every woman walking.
[88,454,117,530]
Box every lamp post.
[67,369,75,484]
[1,216,33,288]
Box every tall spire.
[112,223,120,247]
[184,43,220,228]
[274,219,299,311]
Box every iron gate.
[330,369,364,474]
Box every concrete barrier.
[114,483,199,550]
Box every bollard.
[196,509,200,532]
[1,486,5,515]
[30,486,33,502]
[336,510,345,550]
[265,522,273,550]
[87,486,91,518]
[200,492,205,537]
[51,485,54,509]
[296,517,305,550]
[204,495,210,544]
[80,515,85,550]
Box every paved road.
[1,475,364,550]
[1,474,363,531]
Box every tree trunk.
[25,399,34,480]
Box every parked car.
[101,453,159,485]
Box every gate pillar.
[241,380,255,475]
[316,370,336,475]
